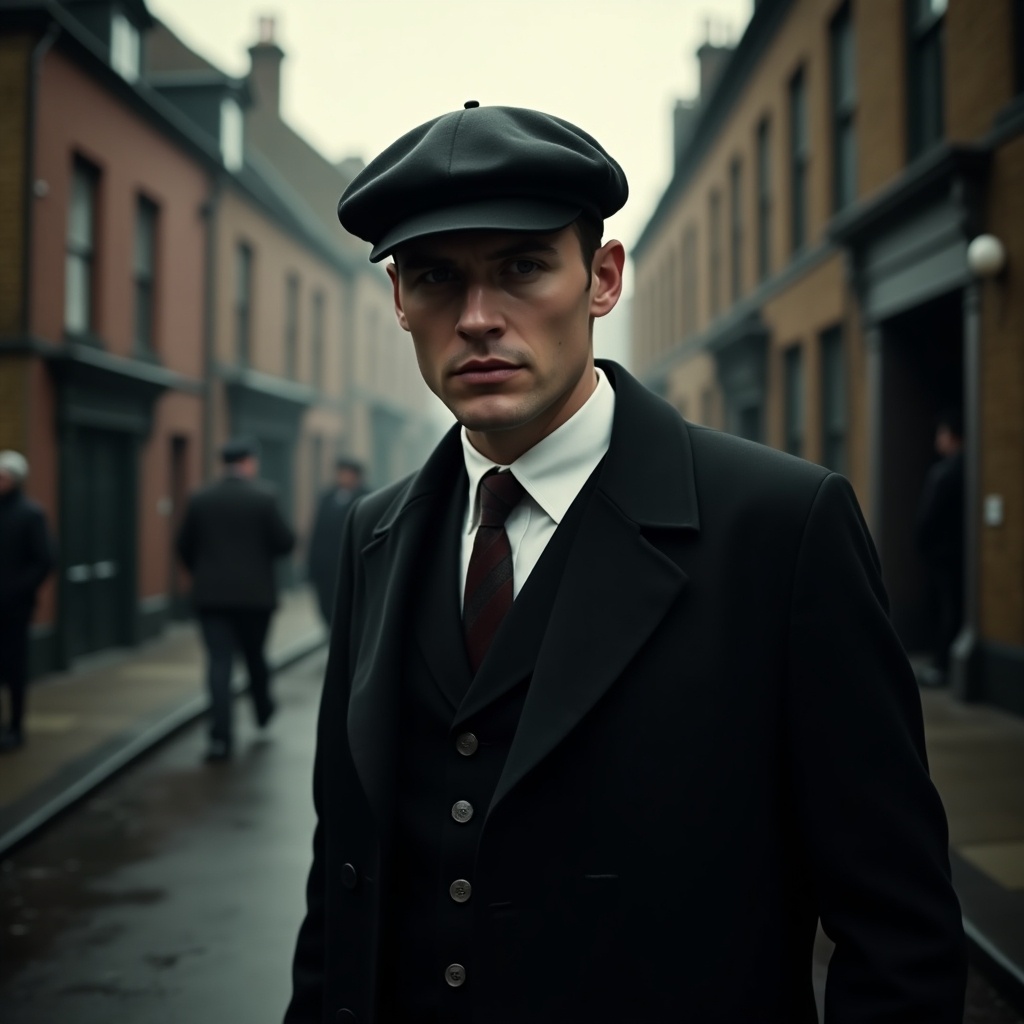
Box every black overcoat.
[176,476,295,610]
[286,362,966,1023]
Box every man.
[176,439,296,761]
[286,104,966,1023]
[307,458,367,625]
[915,409,966,687]
[0,450,54,752]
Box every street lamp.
[966,234,1007,279]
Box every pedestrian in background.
[176,439,296,762]
[307,458,367,626]
[916,408,966,687]
[0,450,54,753]
[285,104,966,1022]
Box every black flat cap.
[338,103,628,262]
[220,437,259,464]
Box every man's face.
[0,471,15,496]
[388,226,624,464]
[336,467,361,490]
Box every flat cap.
[338,103,628,262]
[220,437,259,464]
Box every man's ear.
[386,263,410,332]
[588,240,625,319]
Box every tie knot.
[478,469,524,527]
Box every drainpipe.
[21,21,61,336]
[200,173,222,482]
[950,282,983,699]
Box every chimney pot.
[259,16,275,44]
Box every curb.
[0,633,326,860]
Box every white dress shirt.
[459,366,615,608]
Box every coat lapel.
[346,425,465,830]
[488,361,701,816]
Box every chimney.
[673,99,699,169]
[696,17,734,104]
[248,15,284,116]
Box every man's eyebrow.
[485,239,559,260]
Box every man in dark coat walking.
[307,459,367,625]
[915,409,966,687]
[0,450,54,752]
[285,105,966,1023]
[176,439,296,761]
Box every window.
[907,0,946,159]
[133,196,158,352]
[65,158,98,336]
[235,243,253,364]
[700,386,714,427]
[1016,0,1024,94]
[221,98,244,172]
[110,13,140,82]
[709,190,722,317]
[729,157,743,303]
[312,291,325,387]
[789,68,809,254]
[682,225,698,339]
[285,274,299,378]
[783,345,805,456]
[756,118,772,281]
[820,326,847,473]
[831,3,857,210]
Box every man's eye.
[510,259,540,275]
[422,268,454,284]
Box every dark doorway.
[877,288,964,651]
[64,427,135,658]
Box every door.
[64,428,134,658]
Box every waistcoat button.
[451,800,474,823]
[341,862,358,889]
[445,963,467,987]
[449,878,472,903]
[455,732,479,756]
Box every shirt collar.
[461,366,615,531]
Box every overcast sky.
[147,0,754,363]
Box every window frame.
[756,117,772,282]
[312,290,325,388]
[235,243,253,365]
[830,2,857,212]
[819,324,847,473]
[709,189,722,318]
[729,156,744,303]
[133,194,159,353]
[906,0,946,159]
[65,157,99,338]
[788,67,809,255]
[284,273,300,379]
[783,344,805,457]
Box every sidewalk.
[0,599,1021,1009]
[922,684,1024,1007]
[0,587,326,858]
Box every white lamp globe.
[967,234,1007,279]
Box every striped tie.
[463,469,525,675]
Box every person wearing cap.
[175,439,296,761]
[285,104,965,1023]
[0,450,54,752]
[307,458,368,626]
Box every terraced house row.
[632,0,1024,713]
[0,0,439,673]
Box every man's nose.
[456,284,504,339]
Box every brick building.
[0,0,439,674]
[632,0,1024,713]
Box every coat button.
[445,963,467,987]
[455,732,479,756]
[336,1010,357,1023]
[451,800,474,823]
[341,863,358,890]
[449,878,472,903]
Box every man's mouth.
[453,360,522,384]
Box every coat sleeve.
[266,492,297,558]
[786,473,967,1022]
[284,496,365,1023]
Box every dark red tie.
[463,469,525,675]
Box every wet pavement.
[0,646,1022,1023]
[0,649,324,1023]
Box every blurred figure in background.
[307,458,367,626]
[916,409,966,688]
[0,450,54,752]
[176,439,296,762]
